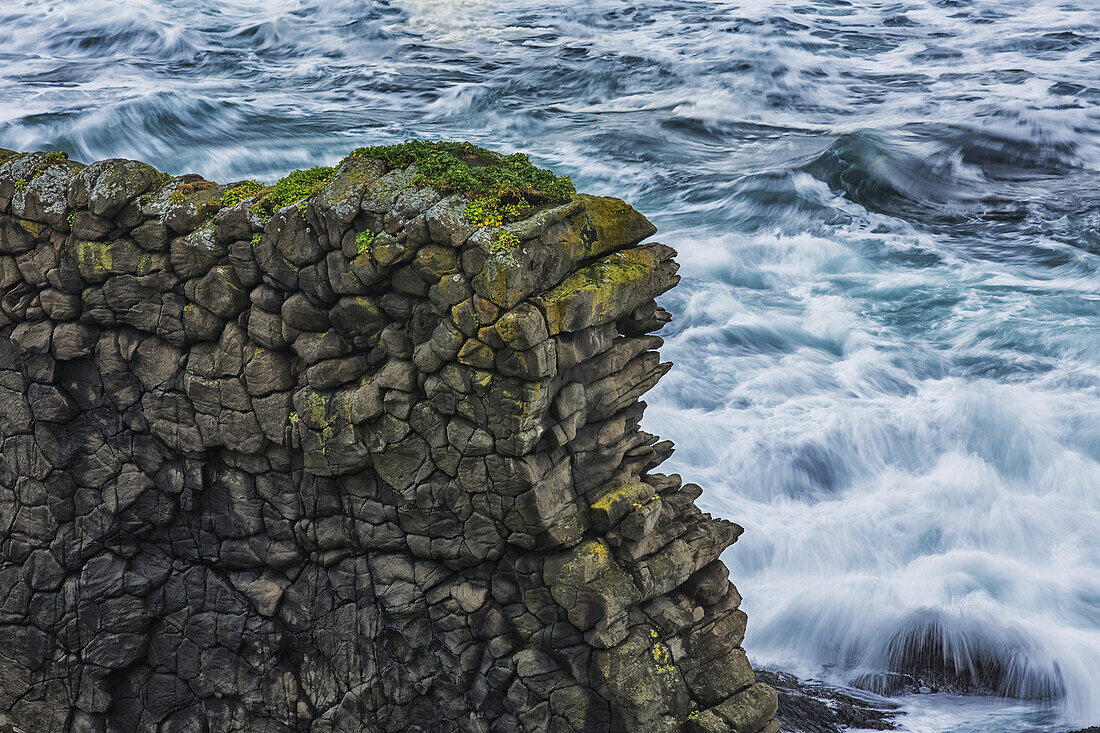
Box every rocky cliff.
[0,143,777,733]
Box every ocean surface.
[2,1,1098,730]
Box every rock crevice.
[0,146,777,732]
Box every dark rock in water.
[866,611,1064,701]
[757,669,901,733]
[851,671,928,697]
[0,146,777,732]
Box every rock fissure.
[0,145,777,732]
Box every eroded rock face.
[0,147,777,733]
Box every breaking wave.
[2,0,1099,729]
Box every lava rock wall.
[0,147,777,732]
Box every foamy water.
[2,1,1098,729]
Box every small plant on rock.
[355,229,375,254]
[493,230,520,251]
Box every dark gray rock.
[0,149,775,733]
[71,210,114,240]
[281,292,330,332]
[186,265,249,320]
[756,670,899,733]
[27,383,77,422]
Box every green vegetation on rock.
[535,247,668,335]
[355,229,375,254]
[222,180,266,208]
[543,251,653,305]
[346,140,574,227]
[251,166,335,221]
[164,142,574,232]
[493,230,520,251]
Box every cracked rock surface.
[0,147,777,732]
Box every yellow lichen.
[591,482,651,515]
[215,265,243,291]
[542,250,652,306]
[651,640,676,674]
[555,539,612,586]
[470,369,493,390]
[305,391,336,453]
[75,239,112,275]
[537,248,660,335]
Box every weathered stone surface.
[185,264,248,319]
[163,180,225,234]
[71,158,164,219]
[0,149,774,733]
[536,244,680,336]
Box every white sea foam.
[2,0,1099,728]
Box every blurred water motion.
[2,1,1098,729]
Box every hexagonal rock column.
[0,146,777,733]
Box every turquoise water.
[2,1,1098,729]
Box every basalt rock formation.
[0,145,777,733]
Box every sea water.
[2,1,1097,730]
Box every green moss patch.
[346,140,574,227]
[251,166,335,221]
[222,180,266,208]
[542,252,653,305]
[155,143,573,233]
[536,248,664,335]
